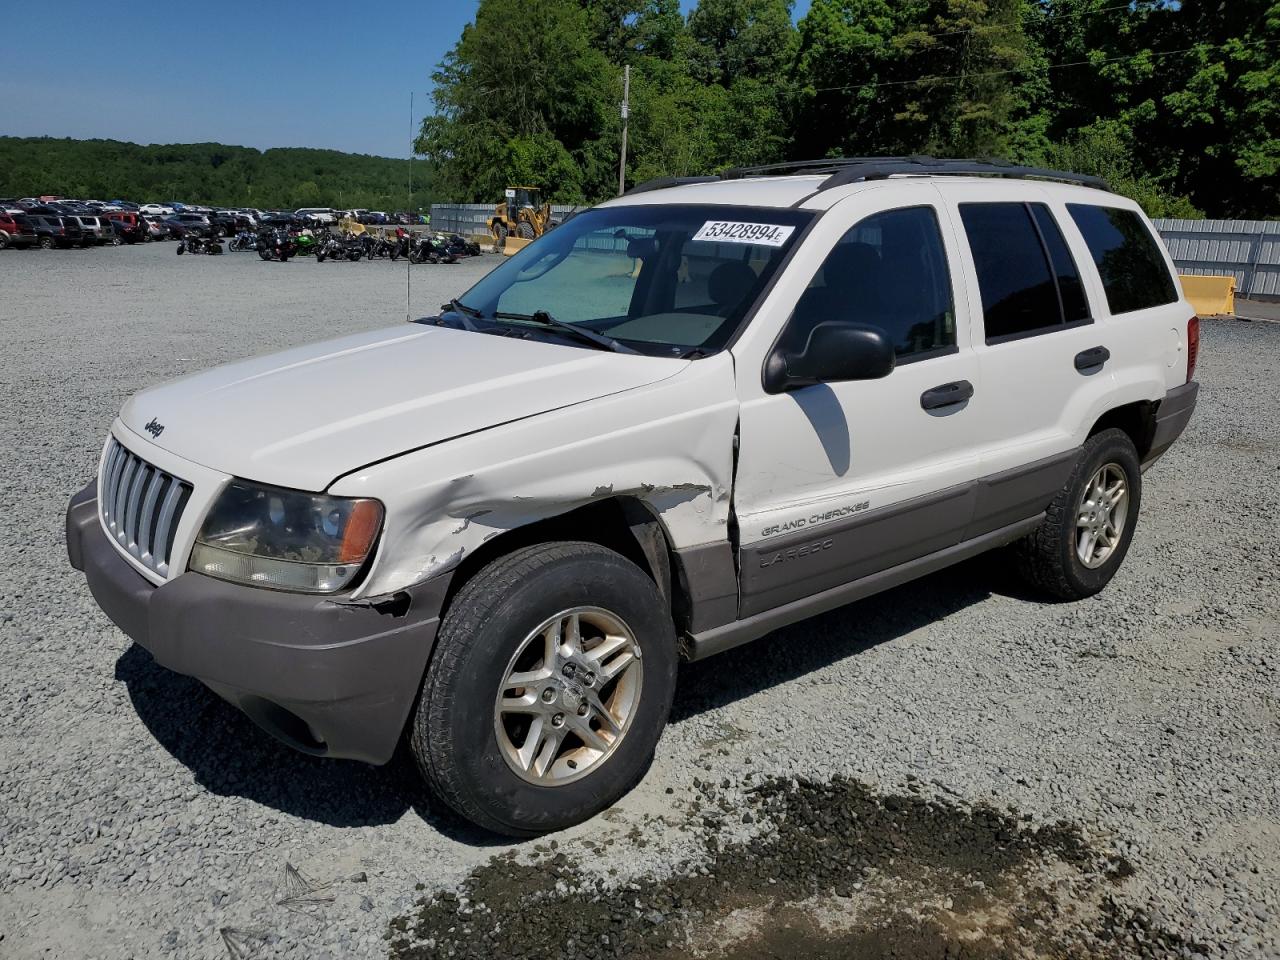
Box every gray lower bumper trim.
[1143,381,1199,468]
[66,481,448,764]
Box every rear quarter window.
[1066,205,1178,314]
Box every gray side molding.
[686,515,1043,660]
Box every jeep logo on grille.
[144,418,165,439]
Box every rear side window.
[961,203,1091,341]
[1030,205,1089,323]
[786,206,955,362]
[1066,205,1178,314]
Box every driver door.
[730,186,987,618]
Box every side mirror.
[763,322,895,394]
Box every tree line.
[418,0,1279,218]
[0,137,435,212]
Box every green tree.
[417,0,615,202]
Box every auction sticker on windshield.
[692,221,796,247]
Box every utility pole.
[617,64,630,197]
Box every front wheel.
[1012,428,1142,601]
[258,248,272,261]
[411,542,677,836]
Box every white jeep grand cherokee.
[67,158,1200,835]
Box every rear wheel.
[411,542,677,836]
[0,234,9,250]
[493,221,509,250]
[1012,428,1142,600]
[39,237,54,250]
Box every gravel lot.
[2,241,1278,959]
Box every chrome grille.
[99,437,192,576]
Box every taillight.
[1186,315,1200,383]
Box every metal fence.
[430,203,579,237]
[1155,219,1280,299]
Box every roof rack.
[625,157,1110,197]
[624,175,719,197]
[800,157,1111,193]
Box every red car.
[0,212,37,249]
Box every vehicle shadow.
[114,552,1020,839]
[112,644,503,845]
[669,554,1009,724]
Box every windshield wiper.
[493,310,638,354]
[440,298,482,331]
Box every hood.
[120,325,685,491]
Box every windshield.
[452,203,814,357]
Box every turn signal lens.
[1186,315,1200,383]
[339,499,384,564]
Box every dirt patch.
[388,776,1207,959]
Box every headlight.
[189,480,383,593]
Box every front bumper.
[66,482,448,764]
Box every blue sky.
[0,0,811,158]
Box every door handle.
[1074,345,1110,371]
[920,380,974,410]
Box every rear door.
[940,184,1114,515]
[730,183,987,618]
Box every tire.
[0,233,9,250]
[517,221,536,240]
[39,237,54,250]
[258,248,272,261]
[411,541,677,836]
[1012,428,1142,601]
[111,236,123,246]
[176,243,184,255]
[494,221,509,250]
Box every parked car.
[109,218,146,244]
[0,212,37,248]
[139,203,175,216]
[28,214,85,248]
[141,214,172,240]
[163,213,215,238]
[295,207,337,224]
[65,213,111,246]
[65,158,1200,836]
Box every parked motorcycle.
[361,234,394,260]
[440,232,482,257]
[228,230,257,252]
[176,233,224,255]
[256,227,298,262]
[314,230,364,262]
[409,234,456,264]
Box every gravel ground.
[2,241,1278,959]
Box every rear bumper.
[66,482,448,764]
[1142,381,1199,469]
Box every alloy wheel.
[1076,462,1129,568]
[494,607,643,785]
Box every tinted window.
[960,203,1062,340]
[1029,205,1090,322]
[786,206,955,361]
[1067,205,1178,314]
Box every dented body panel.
[330,354,739,598]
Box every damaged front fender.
[328,354,740,598]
